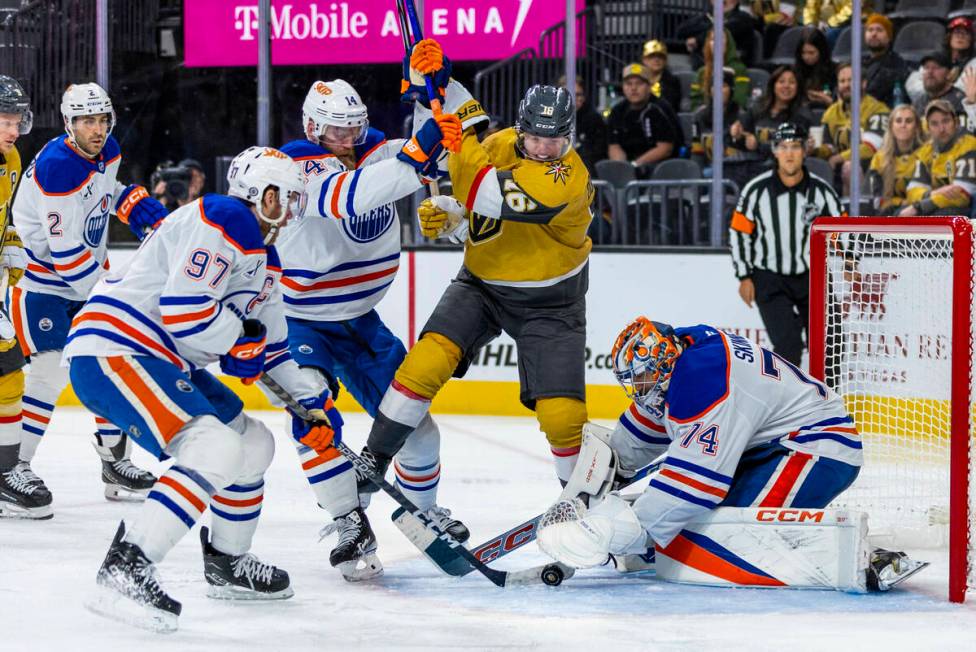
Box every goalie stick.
[258,374,572,587]
[392,455,663,576]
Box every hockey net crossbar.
[809,216,975,603]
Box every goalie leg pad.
[538,494,647,569]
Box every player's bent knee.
[28,350,69,390]
[172,414,246,490]
[236,413,276,481]
[393,332,462,399]
[0,369,24,408]
[536,397,587,449]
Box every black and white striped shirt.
[729,167,844,279]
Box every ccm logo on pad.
[756,509,825,523]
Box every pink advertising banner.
[184,1,585,67]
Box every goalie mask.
[226,146,307,244]
[302,79,369,150]
[611,317,682,416]
[61,83,116,152]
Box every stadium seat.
[949,0,976,19]
[677,112,696,143]
[805,157,834,185]
[831,27,852,63]
[668,54,693,72]
[889,0,951,20]
[595,159,636,188]
[768,26,806,67]
[675,70,696,112]
[893,21,947,64]
[746,68,770,97]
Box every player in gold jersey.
[355,39,593,490]
[0,75,41,518]
[900,99,976,217]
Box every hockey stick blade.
[260,375,547,587]
[391,506,472,577]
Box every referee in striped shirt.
[730,122,844,365]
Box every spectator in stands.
[905,18,975,105]
[557,75,607,175]
[181,158,207,199]
[862,14,909,108]
[690,29,751,112]
[802,0,851,49]
[901,100,976,217]
[691,67,753,190]
[960,67,976,134]
[795,27,835,109]
[751,0,795,60]
[867,105,924,215]
[732,66,814,164]
[607,63,682,178]
[678,0,759,67]
[913,52,971,133]
[641,40,683,113]
[814,62,890,194]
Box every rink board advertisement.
[184,0,584,67]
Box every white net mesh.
[818,223,975,599]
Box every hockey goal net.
[809,217,975,602]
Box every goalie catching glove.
[401,38,452,108]
[418,195,467,242]
[290,391,343,454]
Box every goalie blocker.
[538,429,928,593]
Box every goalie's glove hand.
[0,225,26,287]
[115,184,167,240]
[397,114,462,179]
[401,38,452,108]
[418,195,465,240]
[290,391,343,453]
[219,319,266,384]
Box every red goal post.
[808,216,974,603]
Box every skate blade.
[612,553,655,574]
[86,584,178,634]
[0,501,53,520]
[104,484,150,502]
[337,554,384,582]
[206,583,295,601]
[882,560,931,591]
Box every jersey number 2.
[680,422,720,456]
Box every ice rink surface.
[5,408,976,651]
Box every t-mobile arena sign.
[184,1,583,67]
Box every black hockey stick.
[392,455,663,576]
[259,374,572,587]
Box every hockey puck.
[541,564,564,586]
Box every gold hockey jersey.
[819,95,890,162]
[867,147,919,211]
[448,127,593,286]
[906,133,976,210]
[0,146,21,229]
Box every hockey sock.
[209,480,264,556]
[92,417,124,456]
[550,446,581,485]
[395,414,442,510]
[19,351,68,463]
[366,381,432,457]
[294,441,359,518]
[537,397,587,484]
[18,395,53,462]
[0,369,23,456]
[126,465,215,563]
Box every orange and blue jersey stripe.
[281,252,400,306]
[650,456,733,508]
[159,295,224,340]
[619,403,670,446]
[783,415,861,449]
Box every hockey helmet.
[61,83,116,141]
[611,316,682,415]
[227,146,307,243]
[302,79,369,147]
[0,75,32,135]
[515,84,575,161]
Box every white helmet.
[227,146,307,243]
[61,83,116,143]
[302,79,369,146]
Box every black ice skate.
[200,526,294,600]
[421,505,470,543]
[0,462,53,520]
[94,437,156,501]
[320,506,383,581]
[87,522,181,633]
[866,548,930,592]
[355,446,392,495]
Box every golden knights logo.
[545,160,571,184]
[468,211,502,243]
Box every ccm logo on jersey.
[756,509,825,523]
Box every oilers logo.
[84,193,112,247]
[342,202,395,243]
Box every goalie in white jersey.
[63,147,339,632]
[274,71,480,579]
[538,318,927,593]
[9,82,166,509]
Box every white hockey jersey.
[276,79,488,321]
[612,325,863,548]
[62,194,320,399]
[13,135,123,301]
